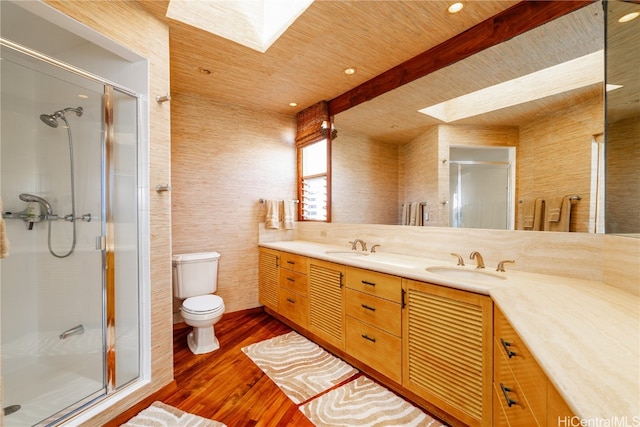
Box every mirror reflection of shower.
[38,106,83,258]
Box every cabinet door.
[258,248,279,310]
[279,287,309,328]
[403,279,493,427]
[345,316,402,383]
[494,307,546,425]
[308,259,345,350]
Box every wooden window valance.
[295,100,337,148]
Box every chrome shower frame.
[1,36,143,426]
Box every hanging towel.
[533,198,544,231]
[283,200,296,230]
[543,196,572,232]
[0,196,9,259]
[519,198,544,231]
[264,199,280,229]
[409,202,418,226]
[401,203,410,225]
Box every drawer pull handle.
[286,298,295,304]
[362,280,376,287]
[361,334,376,343]
[500,383,517,407]
[500,338,517,358]
[361,304,376,312]
[287,277,295,282]
[287,260,295,265]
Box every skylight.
[418,50,604,123]
[166,0,314,53]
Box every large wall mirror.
[331,1,638,236]
[605,0,640,236]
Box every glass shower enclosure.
[449,147,515,230]
[1,38,140,426]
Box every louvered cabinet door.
[258,248,279,310]
[402,279,493,427]
[308,259,346,350]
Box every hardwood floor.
[110,308,315,426]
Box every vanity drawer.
[279,251,308,274]
[345,316,401,383]
[345,288,401,336]
[278,287,308,328]
[494,339,542,427]
[494,307,546,421]
[345,266,402,303]
[279,269,308,296]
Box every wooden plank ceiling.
[136,1,604,143]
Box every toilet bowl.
[173,252,225,354]
[181,294,225,354]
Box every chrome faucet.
[470,251,485,269]
[59,324,84,340]
[496,260,516,272]
[350,239,367,251]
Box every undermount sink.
[425,266,506,282]
[325,250,370,257]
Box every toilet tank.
[172,252,220,299]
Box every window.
[295,100,333,222]
[299,138,329,221]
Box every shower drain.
[3,405,20,416]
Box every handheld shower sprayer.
[19,193,53,216]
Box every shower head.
[39,107,83,128]
[40,113,59,128]
[19,193,53,215]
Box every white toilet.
[172,252,225,354]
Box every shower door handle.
[96,235,106,250]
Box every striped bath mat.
[241,331,358,404]
[243,332,446,426]
[120,401,225,427]
[300,376,445,427]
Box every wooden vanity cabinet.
[402,279,493,427]
[278,251,309,328]
[258,248,279,311]
[344,267,403,383]
[493,306,573,427]
[308,258,346,350]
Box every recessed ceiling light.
[448,2,464,14]
[344,68,356,75]
[289,102,298,107]
[78,94,88,99]
[618,12,639,23]
[198,67,211,74]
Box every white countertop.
[260,240,640,422]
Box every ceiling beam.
[327,0,596,117]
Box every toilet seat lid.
[182,295,224,313]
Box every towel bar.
[519,195,581,203]
[259,199,299,204]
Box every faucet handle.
[370,244,381,253]
[450,253,465,266]
[496,260,516,272]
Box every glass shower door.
[450,162,511,230]
[1,45,106,425]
